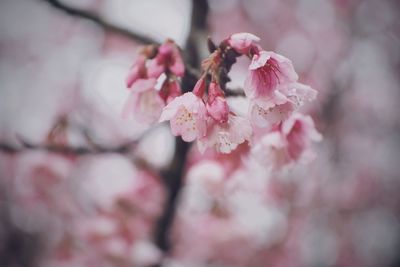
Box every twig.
[0,137,138,155]
[0,121,163,156]
[43,0,158,44]
[225,88,246,97]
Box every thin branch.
[0,137,138,155]
[0,121,164,156]
[225,88,246,97]
[153,138,190,253]
[43,0,159,44]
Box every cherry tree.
[1,1,400,267]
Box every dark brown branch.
[152,61,199,257]
[183,0,210,68]
[0,137,139,155]
[152,0,209,262]
[43,0,158,44]
[153,138,190,252]
[225,88,246,97]
[0,122,163,156]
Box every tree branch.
[43,0,159,44]
[0,137,138,155]
[0,121,162,156]
[152,0,209,263]
[225,88,246,97]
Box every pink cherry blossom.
[252,131,288,169]
[282,113,322,163]
[197,114,252,154]
[250,101,295,127]
[252,113,321,169]
[126,55,147,88]
[122,78,165,124]
[159,92,207,142]
[244,51,298,99]
[250,82,317,127]
[228,32,260,55]
[284,82,318,106]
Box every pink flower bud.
[206,82,229,123]
[159,80,182,103]
[169,48,185,77]
[228,32,260,55]
[147,58,165,78]
[207,96,229,123]
[207,81,224,101]
[148,42,185,78]
[126,55,146,88]
[192,77,207,97]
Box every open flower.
[122,79,165,124]
[252,113,321,169]
[159,92,207,142]
[244,51,298,99]
[249,82,317,127]
[282,113,322,162]
[198,114,252,154]
[250,100,294,127]
[228,32,260,55]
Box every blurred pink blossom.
[122,78,165,124]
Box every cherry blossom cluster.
[124,33,321,169]
[123,40,184,124]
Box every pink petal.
[250,101,295,127]
[192,77,206,97]
[199,115,252,154]
[147,59,165,78]
[170,106,198,142]
[285,82,317,106]
[126,55,146,88]
[249,51,272,70]
[228,115,252,145]
[130,78,157,93]
[134,90,165,124]
[170,53,185,77]
[159,92,198,122]
[121,92,137,119]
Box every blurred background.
[1,0,400,266]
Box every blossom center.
[257,58,281,88]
